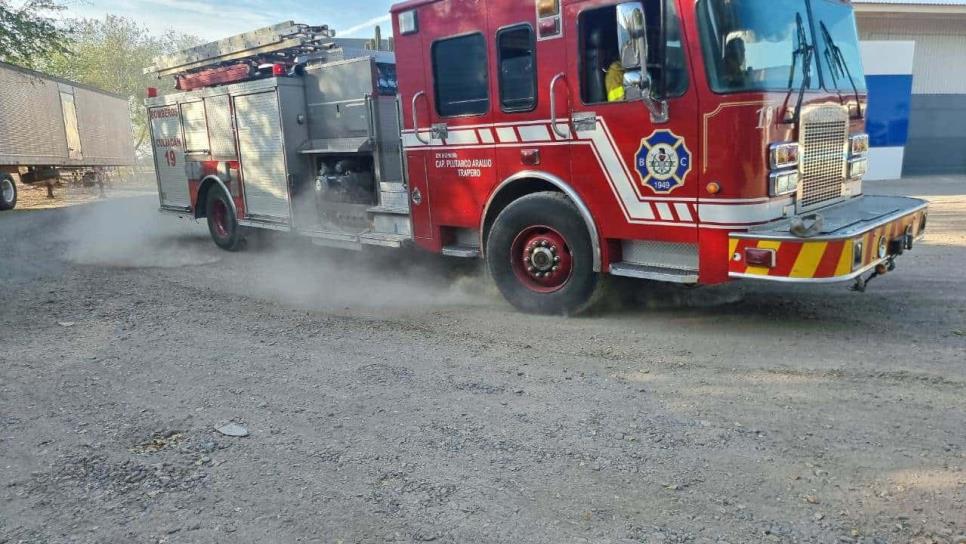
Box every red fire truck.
[146,1,928,315]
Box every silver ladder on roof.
[145,22,337,77]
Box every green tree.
[41,16,200,155]
[0,0,70,68]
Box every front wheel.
[205,186,245,251]
[0,175,17,211]
[486,192,605,316]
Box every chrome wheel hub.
[529,245,556,272]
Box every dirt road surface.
[1,177,963,543]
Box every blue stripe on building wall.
[861,41,915,180]
[865,74,914,148]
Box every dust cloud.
[61,197,220,269]
[59,196,495,312]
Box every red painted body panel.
[186,160,245,218]
[392,0,868,284]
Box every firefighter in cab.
[606,60,625,102]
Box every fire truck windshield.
[698,0,865,95]
[811,0,868,93]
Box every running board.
[307,231,362,251]
[368,205,409,216]
[441,245,481,258]
[239,218,292,232]
[359,232,411,248]
[369,206,412,237]
[159,206,192,217]
[609,263,699,284]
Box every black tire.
[0,174,17,211]
[486,192,605,316]
[205,186,245,251]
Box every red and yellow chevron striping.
[728,211,924,281]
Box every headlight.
[850,134,870,156]
[849,157,869,179]
[769,170,800,197]
[769,142,800,170]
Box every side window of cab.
[432,33,490,117]
[578,0,689,104]
[497,24,537,113]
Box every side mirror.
[617,3,648,71]
[617,1,669,123]
[622,70,649,101]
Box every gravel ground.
[0,177,963,544]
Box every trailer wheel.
[486,192,604,316]
[0,174,17,211]
[205,186,244,251]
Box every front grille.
[800,106,849,209]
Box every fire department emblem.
[635,130,692,194]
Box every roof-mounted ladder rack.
[145,21,336,78]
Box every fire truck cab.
[146,1,928,315]
[392,0,927,312]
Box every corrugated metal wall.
[75,87,137,164]
[859,14,966,175]
[1,63,136,167]
[859,16,966,95]
[0,66,69,163]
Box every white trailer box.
[0,61,136,169]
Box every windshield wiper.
[783,12,814,125]
[820,22,863,118]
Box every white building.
[855,0,966,176]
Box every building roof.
[854,0,966,4]
[853,0,966,13]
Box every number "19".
[165,149,178,167]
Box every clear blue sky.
[65,0,397,41]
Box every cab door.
[563,0,700,243]
[395,0,496,249]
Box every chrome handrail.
[411,91,431,145]
[549,73,569,139]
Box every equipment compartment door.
[180,101,210,155]
[234,91,291,222]
[149,105,190,210]
[59,90,83,161]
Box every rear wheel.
[205,186,244,251]
[0,174,17,211]
[486,192,604,316]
